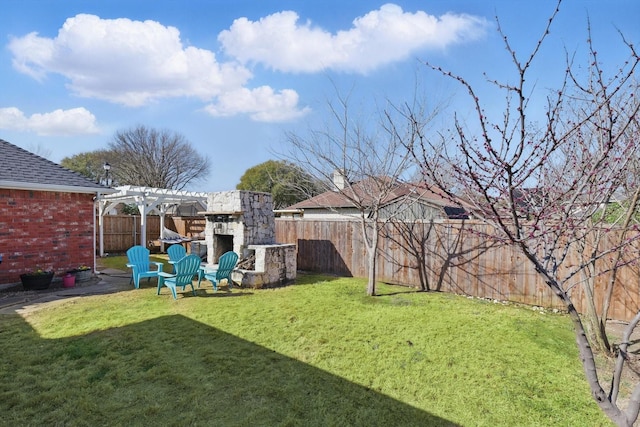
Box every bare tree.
[109,125,210,190]
[26,143,52,160]
[405,1,640,425]
[386,218,500,292]
[284,89,433,296]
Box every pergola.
[96,185,209,256]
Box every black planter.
[20,272,54,290]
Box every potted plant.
[63,272,76,288]
[67,265,92,282]
[20,267,54,290]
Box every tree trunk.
[566,299,630,426]
[601,185,640,351]
[581,266,611,353]
[366,226,379,296]
[522,247,630,426]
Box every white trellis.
[96,185,209,256]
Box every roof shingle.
[286,179,462,211]
[0,139,109,192]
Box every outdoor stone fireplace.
[201,190,296,288]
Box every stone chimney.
[332,169,347,191]
[202,191,275,263]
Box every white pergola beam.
[96,186,208,256]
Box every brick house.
[0,139,113,285]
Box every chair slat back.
[216,251,239,281]
[167,244,187,263]
[127,245,151,270]
[172,254,201,287]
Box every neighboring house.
[0,139,114,285]
[278,175,469,221]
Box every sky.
[1,0,638,192]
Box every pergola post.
[98,198,120,257]
[99,207,105,257]
[159,205,167,253]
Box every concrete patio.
[0,269,132,315]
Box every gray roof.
[0,139,111,193]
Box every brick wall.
[0,188,95,285]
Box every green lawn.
[0,269,611,426]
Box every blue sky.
[1,0,638,192]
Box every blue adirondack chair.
[167,244,187,273]
[126,245,163,289]
[157,254,201,299]
[198,251,239,291]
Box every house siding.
[0,189,95,285]
[379,199,446,221]
[300,208,362,220]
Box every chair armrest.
[152,261,164,272]
[126,263,134,268]
[158,272,175,278]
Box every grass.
[0,264,612,426]
[99,252,169,271]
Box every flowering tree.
[406,1,640,425]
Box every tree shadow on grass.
[0,314,458,426]
[297,239,352,277]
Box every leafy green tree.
[121,203,139,215]
[236,160,321,209]
[60,150,114,183]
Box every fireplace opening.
[214,234,233,262]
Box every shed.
[0,139,114,285]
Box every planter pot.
[20,272,54,290]
[69,269,92,282]
[63,273,76,288]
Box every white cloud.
[6,6,486,123]
[0,107,99,136]
[219,3,489,73]
[203,87,311,122]
[7,13,306,122]
[8,14,252,107]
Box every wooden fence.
[97,215,205,254]
[96,215,640,321]
[275,218,640,322]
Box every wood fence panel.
[98,215,206,254]
[97,215,159,253]
[171,216,206,239]
[275,218,640,321]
